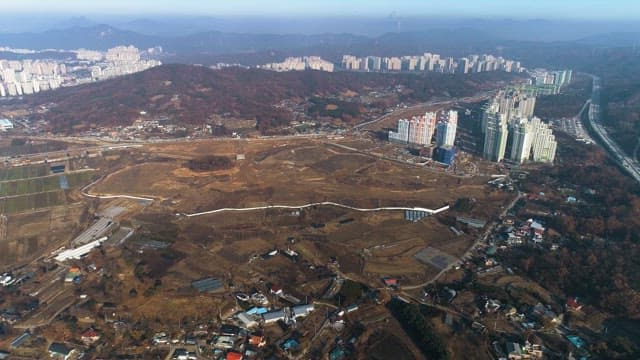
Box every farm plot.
[0,164,49,180]
[0,175,61,196]
[0,170,95,197]
[0,190,67,213]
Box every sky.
[4,0,640,20]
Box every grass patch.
[0,164,49,180]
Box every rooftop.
[49,342,71,356]
[191,277,223,293]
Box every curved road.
[81,174,451,217]
[183,202,450,217]
[81,177,156,202]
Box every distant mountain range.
[0,24,371,54]
[0,25,159,51]
[0,20,636,76]
[0,23,503,62]
[576,32,640,47]
[0,21,637,56]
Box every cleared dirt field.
[0,203,88,266]
[94,139,500,215]
[83,138,512,288]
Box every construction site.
[0,136,514,359]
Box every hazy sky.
[4,0,640,19]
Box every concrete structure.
[54,236,108,262]
[435,110,458,147]
[433,145,457,166]
[530,117,557,163]
[408,112,436,146]
[291,304,315,318]
[390,111,457,147]
[0,46,159,97]
[261,56,334,72]
[483,89,556,164]
[405,210,429,222]
[0,119,13,131]
[389,118,410,143]
[342,52,522,74]
[237,312,258,329]
[105,46,141,62]
[483,112,509,162]
[510,119,534,163]
[262,309,287,324]
[48,342,72,360]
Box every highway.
[585,74,640,183]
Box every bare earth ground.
[0,137,519,359]
[81,138,513,309]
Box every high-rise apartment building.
[389,112,438,146]
[483,113,509,162]
[435,110,458,147]
[385,57,402,71]
[510,119,534,163]
[483,89,557,164]
[389,119,410,143]
[530,117,557,163]
[457,58,469,73]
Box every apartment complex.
[482,91,557,163]
[342,53,523,74]
[0,45,160,97]
[389,110,457,148]
[259,56,334,72]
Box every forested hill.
[29,64,520,133]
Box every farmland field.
[0,175,61,196]
[0,164,49,180]
[0,190,67,213]
[0,170,95,197]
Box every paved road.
[2,143,142,163]
[80,176,156,202]
[553,99,594,143]
[352,94,491,131]
[584,74,640,183]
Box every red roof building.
[566,297,583,311]
[383,277,398,287]
[226,351,243,360]
[80,328,101,344]
[249,335,265,347]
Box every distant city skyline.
[4,0,640,20]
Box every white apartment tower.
[435,110,458,147]
[510,119,534,163]
[389,119,410,143]
[530,117,557,163]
